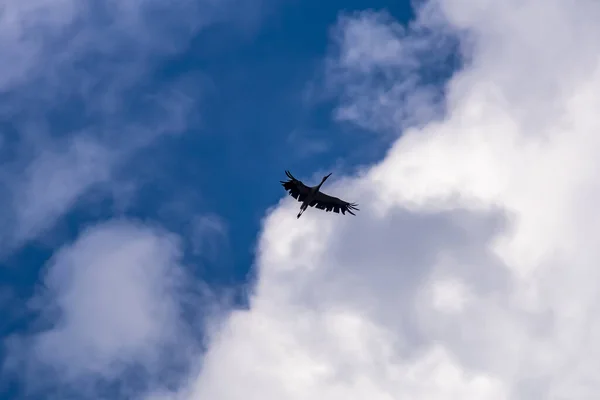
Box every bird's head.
[322,173,332,182]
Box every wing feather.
[312,191,359,216]
[280,170,311,203]
[281,171,359,216]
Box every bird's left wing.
[280,170,311,202]
[311,190,359,215]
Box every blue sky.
[5,0,597,399]
[0,0,425,398]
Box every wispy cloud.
[190,214,230,261]
[286,128,330,159]
[176,0,600,399]
[323,3,460,135]
[0,0,240,252]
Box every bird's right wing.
[311,190,359,216]
[280,170,311,202]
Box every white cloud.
[5,220,204,396]
[173,0,600,399]
[324,4,457,135]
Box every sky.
[2,0,600,399]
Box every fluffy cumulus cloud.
[175,0,600,399]
[5,221,199,396]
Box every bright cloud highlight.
[178,0,600,399]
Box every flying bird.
[280,170,359,219]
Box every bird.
[280,170,359,219]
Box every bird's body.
[280,170,359,218]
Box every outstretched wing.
[310,190,359,216]
[280,170,311,203]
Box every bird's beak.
[325,173,332,179]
